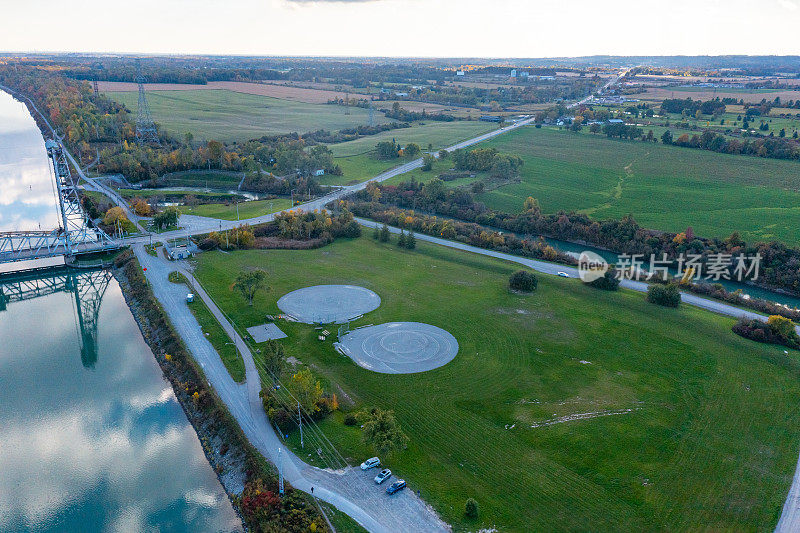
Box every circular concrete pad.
[277,285,380,324]
[337,322,458,374]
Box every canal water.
[0,90,241,531]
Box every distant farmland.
[638,86,800,104]
[100,80,362,104]
[474,126,800,245]
[107,88,392,142]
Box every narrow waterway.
[0,89,241,531]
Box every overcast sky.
[2,0,799,58]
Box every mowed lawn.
[194,236,800,531]
[179,198,292,220]
[321,121,498,186]
[107,89,391,142]
[475,126,800,245]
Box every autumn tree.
[292,368,323,414]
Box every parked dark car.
[386,479,406,495]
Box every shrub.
[733,317,800,349]
[588,268,620,291]
[343,413,358,426]
[509,270,538,292]
[465,498,479,519]
[647,283,681,307]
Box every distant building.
[607,118,624,124]
[314,169,325,177]
[519,71,529,78]
[456,70,465,76]
[510,69,517,77]
[394,92,409,97]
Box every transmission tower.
[367,98,375,127]
[91,62,103,96]
[135,62,160,145]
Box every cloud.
[778,0,798,9]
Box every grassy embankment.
[193,235,800,531]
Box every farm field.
[193,236,800,532]
[321,121,497,186]
[179,198,292,220]
[473,126,800,244]
[100,80,361,104]
[107,89,392,142]
[638,86,800,104]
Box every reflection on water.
[0,87,240,532]
[0,90,60,231]
[0,271,241,532]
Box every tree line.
[347,179,800,296]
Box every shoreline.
[111,255,248,529]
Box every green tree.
[376,141,399,160]
[262,340,285,380]
[397,230,407,248]
[509,270,538,292]
[234,269,268,306]
[421,153,435,171]
[405,229,416,249]
[438,149,449,160]
[360,408,409,456]
[153,206,179,230]
[465,498,479,519]
[379,223,390,243]
[646,283,681,307]
[661,130,673,144]
[404,143,421,158]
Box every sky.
[2,0,800,58]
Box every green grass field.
[473,126,800,245]
[320,121,497,186]
[193,236,800,531]
[108,89,392,142]
[179,198,292,220]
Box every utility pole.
[278,448,285,495]
[298,400,304,449]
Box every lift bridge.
[0,139,121,264]
[0,266,113,368]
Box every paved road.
[134,244,449,533]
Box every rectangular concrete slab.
[247,323,287,343]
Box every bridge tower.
[46,140,116,255]
[135,63,160,145]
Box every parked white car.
[360,457,380,470]
[374,468,392,484]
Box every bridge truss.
[0,267,113,367]
[0,140,121,264]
